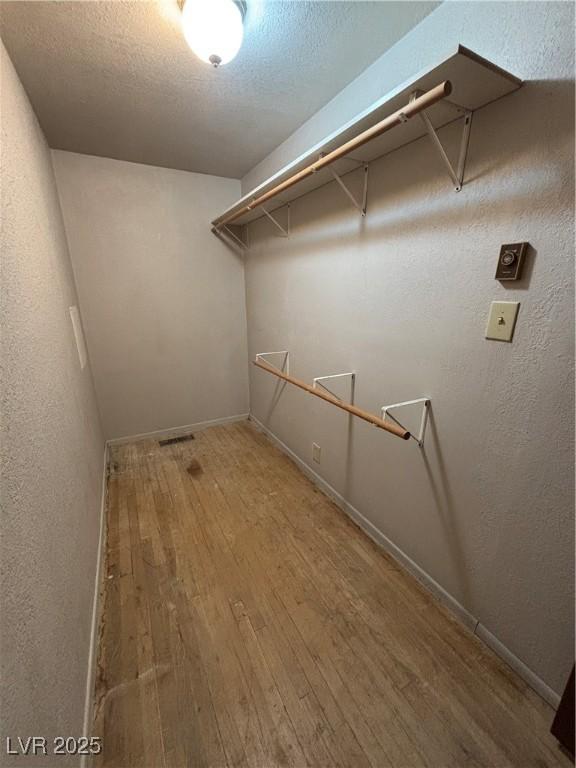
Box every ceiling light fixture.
[181,0,246,68]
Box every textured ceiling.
[0,1,439,178]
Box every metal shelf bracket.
[313,372,356,403]
[212,225,248,251]
[260,204,290,237]
[418,102,473,192]
[329,164,369,216]
[381,398,430,447]
[255,351,290,375]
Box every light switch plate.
[485,301,520,342]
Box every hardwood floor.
[94,420,567,768]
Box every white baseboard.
[248,414,560,710]
[106,413,250,446]
[80,442,108,767]
[475,623,560,708]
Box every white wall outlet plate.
[485,301,520,342]
[312,443,321,464]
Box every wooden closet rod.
[214,80,452,229]
[254,360,410,440]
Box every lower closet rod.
[253,359,410,440]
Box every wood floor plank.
[94,420,569,768]
[227,423,562,767]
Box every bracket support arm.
[329,164,369,216]
[313,372,356,403]
[212,225,248,251]
[381,398,430,447]
[418,109,473,192]
[260,205,290,237]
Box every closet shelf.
[211,45,521,234]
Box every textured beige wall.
[244,2,574,697]
[52,152,249,440]
[0,42,105,765]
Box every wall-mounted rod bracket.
[255,351,290,375]
[213,224,249,251]
[416,99,472,192]
[260,204,290,237]
[381,398,430,447]
[329,165,369,216]
[313,372,355,403]
[456,111,473,188]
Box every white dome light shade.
[182,0,244,68]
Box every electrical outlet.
[312,443,321,464]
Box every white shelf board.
[212,45,521,228]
